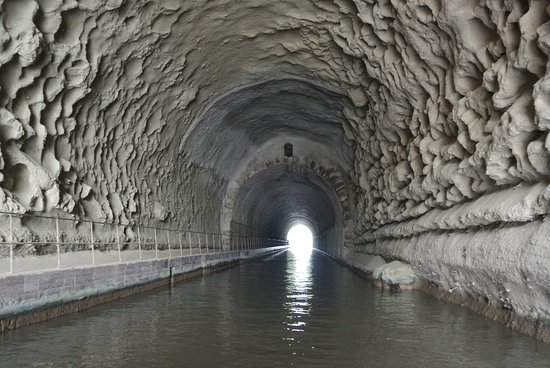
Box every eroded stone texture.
[0,0,548,230]
[0,0,549,337]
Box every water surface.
[0,249,549,367]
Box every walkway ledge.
[0,247,287,333]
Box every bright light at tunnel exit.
[286,224,314,251]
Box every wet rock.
[372,261,419,288]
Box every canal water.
[0,249,549,367]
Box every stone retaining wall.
[0,247,286,333]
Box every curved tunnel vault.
[182,78,354,179]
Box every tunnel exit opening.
[286,224,313,252]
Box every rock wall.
[0,1,548,230]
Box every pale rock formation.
[153,201,169,222]
[372,261,418,287]
[343,252,386,274]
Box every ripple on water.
[0,250,549,368]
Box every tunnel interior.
[229,163,344,253]
[0,0,549,335]
[181,78,354,252]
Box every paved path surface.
[0,246,233,276]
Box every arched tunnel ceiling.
[182,78,354,178]
[0,0,548,241]
[230,164,341,240]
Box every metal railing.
[0,212,288,275]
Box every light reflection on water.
[283,248,313,340]
[1,250,550,368]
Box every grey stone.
[373,261,417,286]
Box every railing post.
[179,231,183,257]
[197,233,201,255]
[188,232,192,255]
[167,230,171,259]
[205,233,209,254]
[154,228,158,260]
[56,217,61,269]
[116,224,121,264]
[90,222,95,265]
[9,214,13,273]
[137,226,142,261]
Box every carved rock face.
[0,0,547,239]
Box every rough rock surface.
[0,0,549,338]
[372,260,418,286]
[343,252,386,274]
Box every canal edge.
[0,248,287,334]
[315,248,550,344]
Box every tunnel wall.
[316,225,343,258]
[344,182,550,333]
[1,0,548,237]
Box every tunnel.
[181,78,353,256]
[0,0,550,354]
[228,163,343,253]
